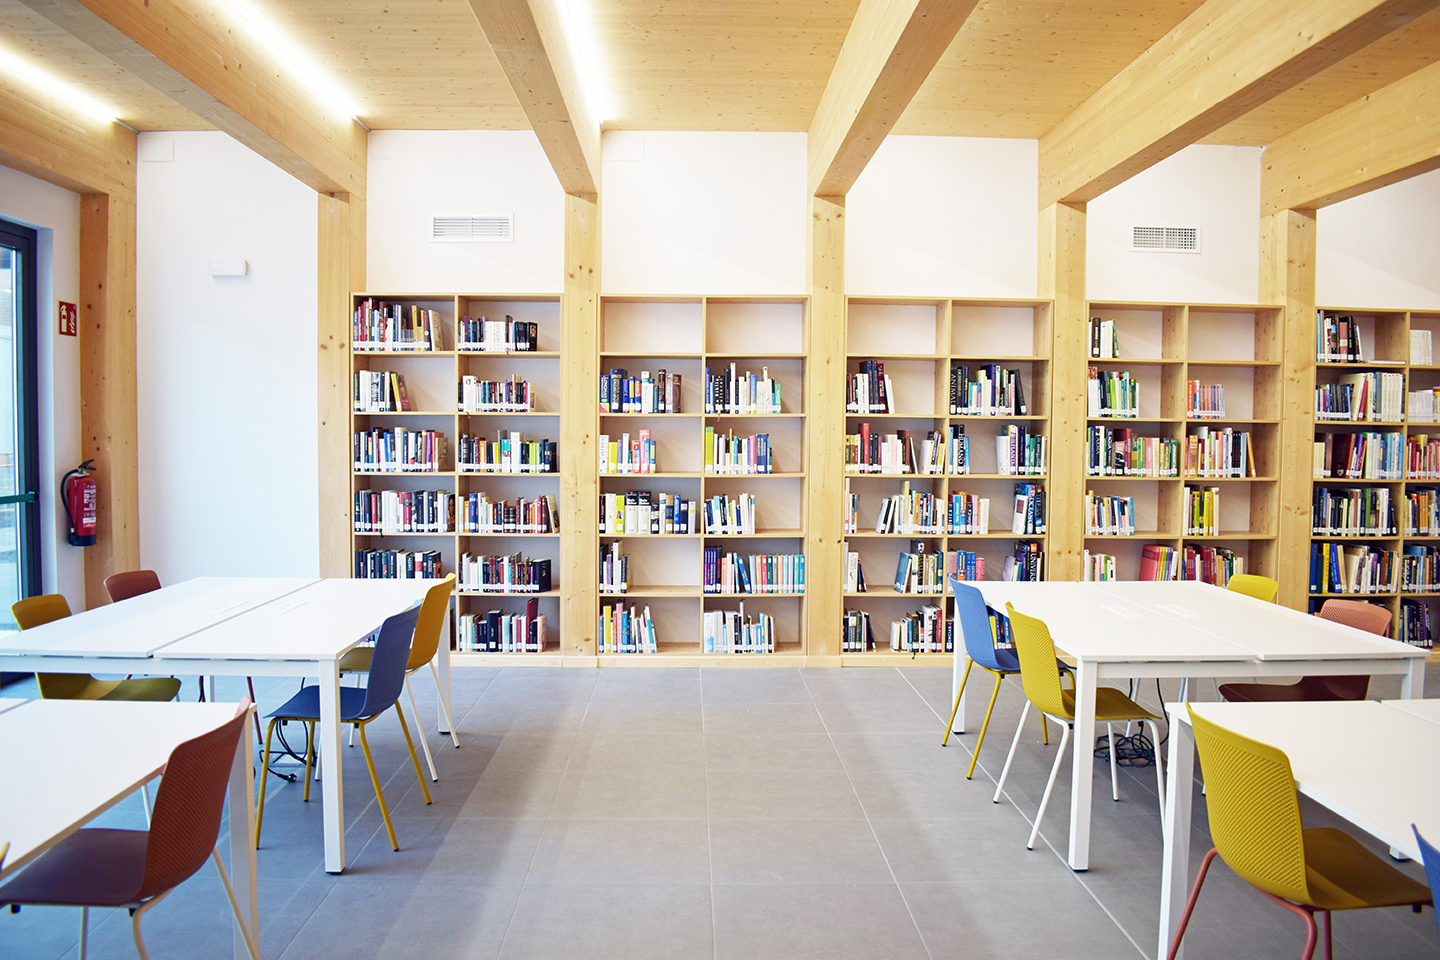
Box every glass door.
[0,219,41,627]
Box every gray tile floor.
[2,664,1437,959]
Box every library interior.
[2,1,1440,959]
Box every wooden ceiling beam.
[468,0,599,197]
[1038,0,1440,209]
[1261,58,1440,215]
[0,77,135,199]
[17,0,365,198]
[807,0,978,198]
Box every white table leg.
[1159,706,1196,960]
[227,706,259,959]
[1068,658,1096,870]
[437,603,453,736]
[951,644,967,734]
[1401,657,1425,700]
[317,658,345,873]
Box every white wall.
[1088,144,1263,305]
[847,136,1040,298]
[1318,167,1440,310]
[0,166,82,602]
[366,130,564,293]
[601,131,807,295]
[136,131,319,583]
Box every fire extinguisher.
[62,459,98,547]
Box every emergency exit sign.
[58,301,77,337]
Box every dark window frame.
[0,217,43,599]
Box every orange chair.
[103,570,162,602]
[1218,599,1390,703]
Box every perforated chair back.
[105,570,162,603]
[949,578,1014,672]
[12,594,72,629]
[358,606,421,718]
[1004,604,1070,720]
[1187,705,1310,904]
[1226,574,1279,603]
[406,574,456,671]
[1414,825,1440,938]
[1315,599,1391,699]
[139,705,251,899]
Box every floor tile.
[527,818,711,884]
[712,883,930,960]
[498,883,713,960]
[706,768,865,820]
[710,819,893,884]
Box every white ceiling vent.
[1131,225,1200,254]
[431,215,513,243]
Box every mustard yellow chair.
[339,574,458,780]
[993,604,1165,850]
[1165,706,1432,960]
[11,595,181,702]
[1226,573,1279,603]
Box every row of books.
[703,548,805,594]
[1012,484,1045,535]
[703,428,773,474]
[1414,329,1434,365]
[703,607,776,654]
[461,493,559,535]
[353,300,441,352]
[1089,317,1121,359]
[848,360,893,414]
[703,493,757,535]
[890,605,947,653]
[1087,428,1179,477]
[457,553,553,594]
[1311,542,1396,594]
[1186,427,1256,478]
[706,365,781,415]
[1086,492,1136,536]
[945,492,991,535]
[1401,545,1440,593]
[354,370,414,412]
[851,545,990,594]
[1317,313,1365,362]
[458,375,536,413]
[1184,486,1221,536]
[1399,598,1434,647]
[1409,434,1440,479]
[1409,388,1440,424]
[1186,380,1226,419]
[1140,543,1245,585]
[354,489,453,534]
[598,430,657,474]
[600,368,681,414]
[1087,368,1139,418]
[1313,431,1404,480]
[456,433,557,474]
[599,542,627,594]
[949,364,1029,416]
[842,424,1042,476]
[1315,372,1405,422]
[1082,550,1116,581]
[354,549,442,579]
[458,605,547,653]
[599,491,698,535]
[354,428,447,473]
[842,608,874,652]
[1406,488,1440,536]
[458,315,540,353]
[598,602,657,653]
[1312,486,1395,537]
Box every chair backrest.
[1314,599,1391,699]
[406,574,456,671]
[949,578,1012,672]
[138,702,252,900]
[11,594,72,629]
[1226,574,1279,603]
[1004,604,1071,720]
[1187,705,1310,904]
[358,605,422,717]
[1413,825,1440,938]
[104,569,162,603]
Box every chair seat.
[1218,678,1366,703]
[1302,827,1433,911]
[98,677,183,702]
[337,646,373,673]
[269,684,372,723]
[1057,685,1159,723]
[0,829,147,907]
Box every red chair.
[1218,599,1391,703]
[0,702,259,960]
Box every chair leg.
[1321,910,1332,960]
[255,718,278,848]
[393,701,433,804]
[211,848,260,960]
[79,906,88,960]
[129,889,170,960]
[993,700,1031,803]
[966,672,1005,779]
[302,721,316,803]
[429,660,460,748]
[356,719,399,851]
[405,675,438,781]
[942,657,975,746]
[1107,722,1120,801]
[1165,847,1220,960]
[140,782,152,826]
[1027,718,1071,850]
[1257,890,1320,960]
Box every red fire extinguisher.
[62,460,97,547]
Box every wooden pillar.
[1259,207,1317,611]
[316,193,358,578]
[1038,201,1087,582]
[560,192,600,657]
[78,192,138,608]
[805,194,845,662]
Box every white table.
[1384,697,1440,725]
[1161,699,1440,960]
[0,699,258,959]
[0,577,440,874]
[961,581,1428,871]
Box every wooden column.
[78,192,138,608]
[805,194,845,662]
[1038,201,1087,582]
[1259,207,1317,611]
[560,192,600,658]
[316,193,358,578]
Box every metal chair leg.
[129,888,170,960]
[393,702,432,804]
[967,671,1005,779]
[993,700,1031,803]
[140,782,152,826]
[428,660,460,748]
[405,675,438,781]
[211,848,260,960]
[255,718,278,848]
[1028,717,1071,850]
[356,719,399,851]
[1165,847,1220,960]
[79,906,88,960]
[302,721,316,802]
[942,657,975,746]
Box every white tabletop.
[0,700,246,879]
[0,577,317,658]
[1383,697,1440,726]
[0,698,27,715]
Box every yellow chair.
[1226,573,1279,603]
[993,604,1165,850]
[11,595,181,702]
[338,574,458,780]
[1165,706,1432,960]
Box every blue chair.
[1416,825,1440,938]
[943,578,1054,778]
[254,605,430,852]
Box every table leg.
[227,705,259,959]
[1068,659,1096,870]
[951,645,967,735]
[317,659,345,873]
[1401,657,1425,700]
[1160,705,1196,960]
[437,603,453,736]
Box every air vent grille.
[432,215,513,243]
[1132,225,1199,253]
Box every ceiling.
[4,0,1440,147]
